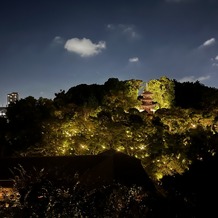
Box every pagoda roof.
[142,91,153,95]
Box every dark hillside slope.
[174,80,218,110]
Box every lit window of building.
[7,92,19,106]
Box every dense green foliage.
[147,76,175,109]
[1,77,218,182]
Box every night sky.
[0,0,218,106]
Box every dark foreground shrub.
[0,165,166,217]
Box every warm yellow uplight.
[191,123,197,128]
[155,172,163,180]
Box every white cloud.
[122,25,139,39]
[179,75,211,83]
[53,36,64,44]
[200,38,216,48]
[211,55,218,67]
[64,38,106,57]
[106,24,140,40]
[197,75,211,81]
[129,57,139,63]
[212,63,218,67]
[106,24,115,30]
[179,76,195,83]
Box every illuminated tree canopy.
[2,77,218,181]
[147,76,175,109]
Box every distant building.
[0,107,7,117]
[7,92,19,106]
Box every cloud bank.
[179,75,211,83]
[64,38,106,57]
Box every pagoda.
[138,90,156,113]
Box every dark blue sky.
[0,0,218,105]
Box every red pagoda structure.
[138,90,156,113]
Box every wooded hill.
[1,76,218,181]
